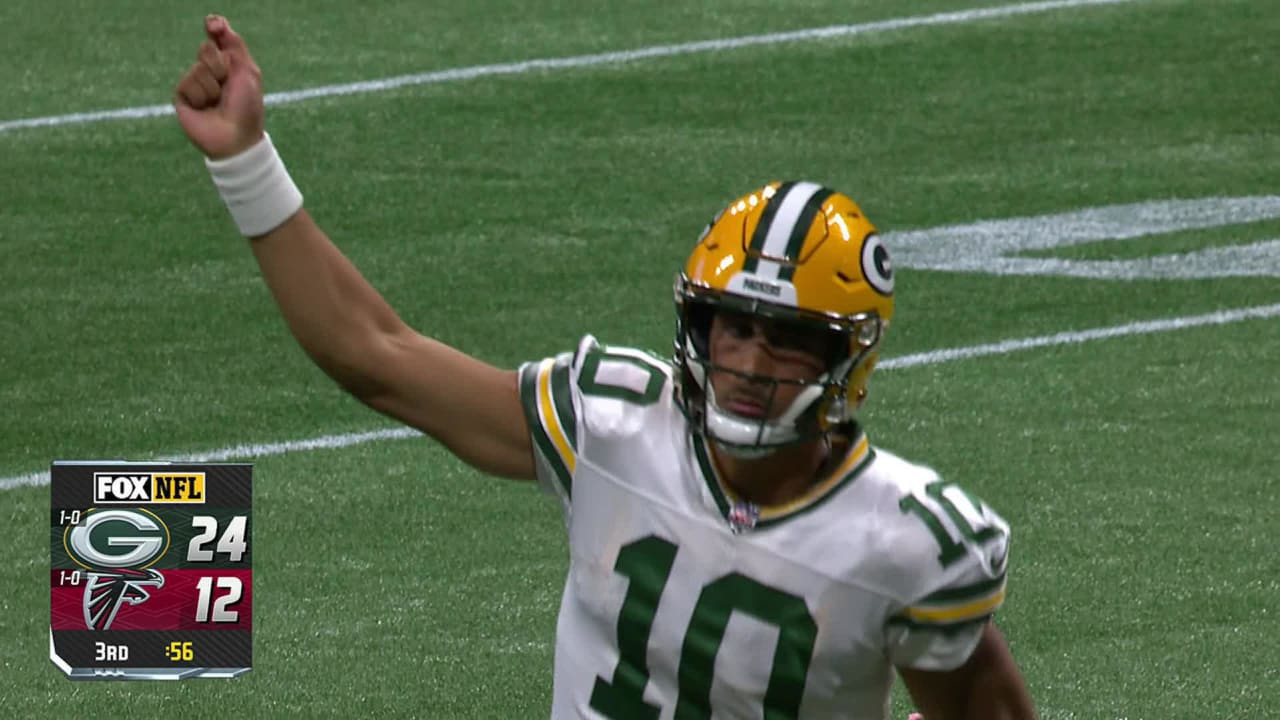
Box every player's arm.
[172,15,534,480]
[887,478,1035,720]
[897,621,1037,720]
[249,211,535,480]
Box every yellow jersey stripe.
[904,585,1006,624]
[537,360,577,474]
[747,434,871,519]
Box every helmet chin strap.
[706,384,837,472]
[712,439,777,461]
[703,382,825,457]
[687,334,839,456]
[705,383,789,451]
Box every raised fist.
[173,16,265,159]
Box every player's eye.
[719,311,755,340]
[763,323,825,357]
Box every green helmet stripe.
[741,181,797,274]
[777,187,835,282]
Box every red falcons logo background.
[82,569,166,631]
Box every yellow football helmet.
[673,180,894,456]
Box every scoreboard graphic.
[50,462,252,680]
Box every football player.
[174,15,1037,719]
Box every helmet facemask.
[673,276,884,458]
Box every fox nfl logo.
[93,473,206,504]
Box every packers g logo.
[64,509,169,631]
[860,233,894,296]
[66,509,169,569]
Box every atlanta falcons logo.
[64,508,170,631]
[83,568,166,631]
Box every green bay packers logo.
[860,233,893,296]
[64,509,169,631]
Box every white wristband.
[205,133,304,237]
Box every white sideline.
[0,0,1138,134]
[3,301,1277,492]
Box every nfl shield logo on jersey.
[727,500,760,534]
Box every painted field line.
[3,300,1276,492]
[0,0,1138,135]
[0,428,421,492]
[878,303,1280,369]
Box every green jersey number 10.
[588,535,817,720]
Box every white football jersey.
[518,337,1011,720]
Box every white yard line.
[877,303,1280,369]
[0,0,1138,134]
[0,428,420,492]
[3,300,1276,492]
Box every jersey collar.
[691,430,875,532]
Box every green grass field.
[2,0,1278,717]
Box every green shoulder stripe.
[917,573,1006,607]
[518,361,573,498]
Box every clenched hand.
[173,15,265,159]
